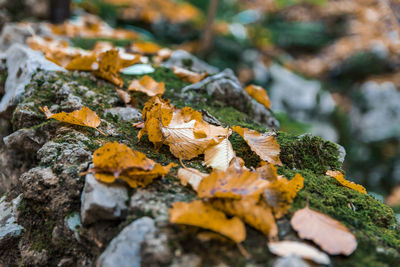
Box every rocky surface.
[0,21,399,267]
[0,195,23,247]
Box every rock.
[170,254,202,267]
[336,143,346,164]
[80,172,128,225]
[0,23,35,51]
[182,69,279,129]
[273,256,310,267]
[20,167,59,202]
[142,230,172,265]
[3,128,50,153]
[96,217,156,267]
[20,245,49,266]
[129,189,170,224]
[0,43,64,115]
[350,81,400,142]
[0,194,23,247]
[11,102,43,130]
[104,107,142,122]
[64,212,81,241]
[163,50,219,74]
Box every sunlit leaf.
[173,66,208,83]
[128,75,165,96]
[245,84,271,109]
[177,167,208,190]
[326,170,366,194]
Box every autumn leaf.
[39,106,104,135]
[268,241,330,265]
[173,66,208,83]
[177,167,208,190]
[130,41,161,55]
[65,53,98,71]
[291,205,357,255]
[326,170,367,194]
[264,173,304,218]
[212,197,278,241]
[255,162,279,182]
[232,126,282,166]
[169,200,246,243]
[197,163,269,199]
[128,75,165,96]
[91,142,176,188]
[386,186,400,207]
[204,135,235,171]
[153,48,172,64]
[245,84,271,109]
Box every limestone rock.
[104,107,142,122]
[0,43,64,115]
[0,194,23,247]
[96,217,156,267]
[163,49,219,74]
[80,172,128,225]
[273,256,310,267]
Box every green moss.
[279,168,400,266]
[277,131,341,174]
[70,37,133,50]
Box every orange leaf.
[264,173,304,218]
[40,106,103,134]
[245,84,271,109]
[291,206,357,255]
[197,163,269,199]
[128,75,165,96]
[326,170,367,194]
[130,41,161,55]
[204,135,235,171]
[232,126,282,165]
[177,167,208,190]
[66,53,98,71]
[255,162,279,182]
[212,197,278,241]
[169,200,246,243]
[173,66,208,84]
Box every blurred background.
[2,0,400,203]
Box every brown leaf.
[128,75,165,96]
[169,200,246,243]
[173,66,208,83]
[386,186,400,206]
[326,170,367,194]
[177,167,208,190]
[204,135,235,171]
[291,206,357,255]
[232,126,282,165]
[245,84,271,109]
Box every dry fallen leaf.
[291,205,357,255]
[245,84,271,109]
[91,142,176,188]
[128,75,165,96]
[173,66,208,83]
[232,126,282,166]
[264,173,304,218]
[204,136,235,171]
[268,241,331,265]
[255,162,279,182]
[326,170,367,194]
[40,106,104,135]
[212,197,278,241]
[169,200,246,243]
[197,163,269,199]
[177,167,208,190]
[65,54,98,71]
[130,41,161,55]
[153,48,172,65]
[386,186,400,206]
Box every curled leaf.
[232,126,282,166]
[268,241,330,265]
[169,200,246,243]
[40,106,103,134]
[326,170,367,194]
[197,163,269,199]
[245,84,271,109]
[291,206,357,255]
[173,66,208,83]
[264,173,304,218]
[128,75,165,96]
[204,136,235,171]
[212,197,278,241]
[177,167,208,190]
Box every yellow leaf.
[40,106,103,134]
[173,66,208,84]
[66,54,98,71]
[264,173,304,218]
[177,167,208,190]
[204,136,235,171]
[245,84,271,109]
[268,241,330,265]
[128,75,165,96]
[232,126,282,166]
[197,163,269,199]
[326,170,367,194]
[130,41,161,55]
[169,200,246,243]
[212,197,278,241]
[291,205,357,255]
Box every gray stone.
[273,256,310,267]
[105,107,142,122]
[182,69,279,129]
[0,23,34,51]
[3,128,48,153]
[170,254,202,267]
[96,217,156,267]
[0,44,65,115]
[80,172,128,225]
[0,194,23,247]
[163,49,219,74]
[130,189,169,224]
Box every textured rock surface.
[0,195,23,247]
[96,217,156,267]
[81,172,129,225]
[163,49,219,74]
[104,107,142,122]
